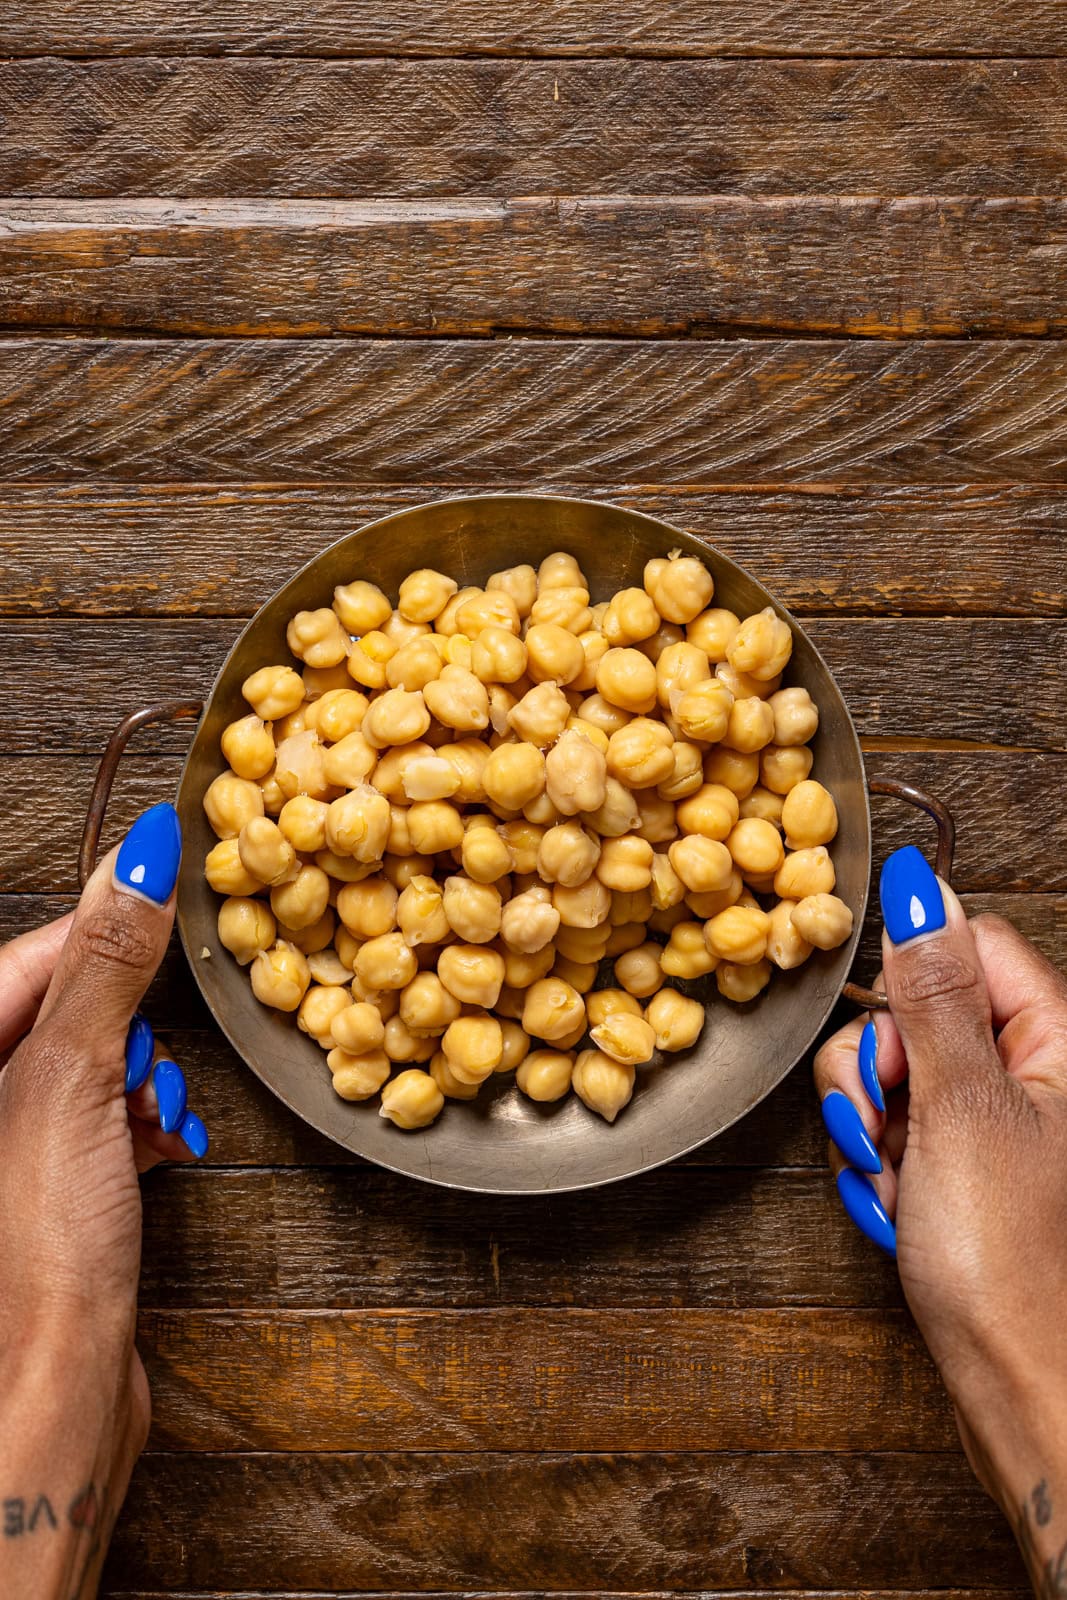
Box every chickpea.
[524,623,585,687]
[537,821,601,887]
[318,732,375,792]
[258,772,286,816]
[387,1013,439,1063]
[333,926,361,971]
[570,630,610,693]
[508,681,571,747]
[204,771,265,839]
[439,738,490,804]
[332,1000,387,1054]
[606,718,674,790]
[220,714,275,782]
[716,660,780,701]
[500,885,561,954]
[725,817,785,880]
[738,786,785,828]
[401,752,462,803]
[727,606,792,681]
[684,868,743,919]
[405,800,464,855]
[598,585,657,647]
[644,553,714,624]
[591,834,652,893]
[545,728,608,816]
[438,943,506,1008]
[274,729,331,802]
[629,790,674,846]
[205,837,263,896]
[395,975,459,1041]
[442,1014,504,1084]
[572,1049,635,1122]
[704,904,770,965]
[528,585,592,633]
[759,744,814,796]
[218,896,276,965]
[379,1069,445,1129]
[655,641,711,712]
[483,742,546,810]
[550,955,597,994]
[325,786,391,862]
[461,821,512,885]
[520,976,585,1043]
[671,679,733,744]
[237,815,297,886]
[346,630,396,690]
[648,902,689,935]
[649,851,686,911]
[719,695,774,755]
[420,664,488,733]
[653,741,702,804]
[495,1021,531,1074]
[471,625,528,685]
[592,646,657,715]
[602,922,643,959]
[668,835,733,894]
[455,588,521,637]
[336,876,397,941]
[286,607,350,669]
[393,567,455,624]
[278,906,335,955]
[498,819,545,875]
[487,563,537,619]
[333,579,391,635]
[329,1049,392,1103]
[552,876,612,930]
[590,1011,656,1067]
[791,892,853,950]
[308,948,358,987]
[661,921,718,979]
[780,779,838,850]
[274,705,309,741]
[430,1050,481,1101]
[584,989,640,1029]
[314,850,376,886]
[554,923,611,965]
[703,747,760,799]
[614,941,665,997]
[438,874,500,945]
[242,664,305,721]
[610,888,653,928]
[383,852,435,890]
[353,931,417,993]
[384,636,443,694]
[297,984,351,1047]
[250,940,311,1012]
[435,585,480,636]
[671,782,736,843]
[717,959,772,1003]
[381,609,431,648]
[578,693,632,737]
[270,864,330,931]
[359,688,427,751]
[522,790,561,827]
[535,551,582,590]
[581,777,641,839]
[645,988,705,1052]
[767,684,818,746]
[516,1049,574,1102]
[499,940,556,988]
[309,688,369,743]
[687,607,741,662]
[763,899,812,971]
[635,619,683,663]
[774,845,837,905]
[302,661,352,699]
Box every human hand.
[814,844,1067,1589]
[0,803,209,1600]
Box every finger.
[129,1112,205,1174]
[0,911,76,1057]
[828,1146,899,1254]
[32,804,182,1096]
[879,846,1004,1116]
[971,914,1067,1094]
[127,1050,189,1135]
[813,1016,886,1175]
[866,970,909,1099]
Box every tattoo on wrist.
[2,1480,114,1600]
[1016,1481,1067,1599]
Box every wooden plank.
[103,1594,1033,1600]
[4,753,1062,896]
[138,1307,952,1451]
[4,0,1065,60]
[6,197,1067,338]
[1,618,1062,753]
[5,339,1067,486]
[4,59,1067,199]
[2,482,1063,619]
[102,1451,1024,1591]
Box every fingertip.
[179,1110,209,1160]
[113,803,182,908]
[836,1167,897,1257]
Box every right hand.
[814,844,1067,1586]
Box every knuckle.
[895,948,982,1009]
[76,910,157,975]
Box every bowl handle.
[842,778,956,1011]
[79,700,204,889]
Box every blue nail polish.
[179,1111,209,1160]
[821,1089,882,1174]
[879,844,946,946]
[153,1059,187,1135]
[114,803,182,906]
[124,1013,154,1093]
[858,1020,884,1113]
[836,1167,897,1257]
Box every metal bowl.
[82,495,952,1193]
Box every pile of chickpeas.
[203,548,853,1131]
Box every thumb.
[32,803,182,1089]
[880,845,1003,1115]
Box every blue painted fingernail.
[879,844,946,946]
[179,1111,209,1160]
[858,1020,884,1113]
[821,1089,882,1174]
[124,1013,154,1092]
[153,1059,187,1135]
[114,803,182,906]
[837,1167,897,1257]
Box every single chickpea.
[278,906,336,956]
[521,976,585,1042]
[355,931,418,992]
[441,875,502,944]
[760,744,814,795]
[386,806,416,856]
[581,777,641,839]
[205,837,262,896]
[572,1049,635,1122]
[610,888,653,927]
[661,922,718,979]
[422,665,490,733]
[333,926,361,971]
[487,563,538,618]
[398,753,460,803]
[781,779,838,850]
[551,955,597,994]
[508,681,571,747]
[308,948,359,987]
[329,1048,392,1102]
[336,876,398,940]
[554,923,611,965]
[498,819,545,875]
[585,989,642,1029]
[483,742,546,810]
[727,606,792,681]
[605,921,646,959]
[297,984,351,1047]
[270,864,330,931]
[286,607,350,669]
[204,772,265,840]
[273,729,331,802]
[258,772,286,816]
[791,892,853,950]
[726,817,786,879]
[716,959,772,1003]
[221,715,276,781]
[671,679,733,745]
[430,1050,481,1101]
[315,849,378,884]
[552,876,612,930]
[320,731,376,791]
[394,876,449,949]
[674,782,737,842]
[326,786,391,861]
[594,834,654,893]
[765,900,813,970]
[687,607,741,662]
[242,664,305,721]
[716,660,780,701]
[601,587,659,647]
[515,1049,574,1102]
[522,790,561,827]
[397,567,457,623]
[537,821,601,887]
[655,641,711,710]
[302,661,352,699]
[645,988,705,1052]
[332,1000,387,1054]
[545,728,608,816]
[636,619,684,663]
[606,718,674,790]
[461,821,513,884]
[359,688,428,750]
[381,611,431,649]
[614,941,665,998]
[499,940,556,988]
[655,741,703,803]
[631,790,676,846]
[496,1021,531,1073]
[435,585,479,636]
[250,940,311,1012]
[383,852,435,890]
[768,685,819,747]
[578,693,633,737]
[525,623,585,686]
[311,688,369,743]
[397,973,460,1038]
[590,1011,656,1067]
[333,579,392,635]
[703,747,760,800]
[345,630,397,691]
[721,696,776,756]
[537,551,586,590]
[668,835,734,894]
[528,585,592,633]
[471,625,528,685]
[644,552,714,624]
[217,896,276,965]
[385,636,443,694]
[438,943,506,1008]
[704,904,770,965]
[439,738,490,803]
[405,800,464,855]
[379,1069,444,1129]
[500,885,561,954]
[570,630,610,693]
[387,1016,438,1067]
[594,646,658,715]
[238,815,297,886]
[274,705,309,742]
[649,852,687,911]
[455,588,521,637]
[649,902,689,935]
[442,1013,504,1084]
[684,867,744,919]
[738,786,785,828]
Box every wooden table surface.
[2,4,1066,1596]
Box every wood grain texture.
[2,482,1064,618]
[103,1593,1033,1600]
[7,338,1067,485]
[6,197,1067,338]
[101,1452,1024,1591]
[137,1307,952,1451]
[4,752,1062,895]
[5,0,1066,59]
[2,618,1062,753]
[4,59,1067,199]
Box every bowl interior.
[177,495,869,1193]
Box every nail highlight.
[821,1089,882,1175]
[836,1167,897,1257]
[179,1111,209,1160]
[124,1013,154,1093]
[152,1059,187,1135]
[114,802,182,906]
[858,1020,884,1113]
[879,844,946,946]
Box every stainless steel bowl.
[81,496,953,1194]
